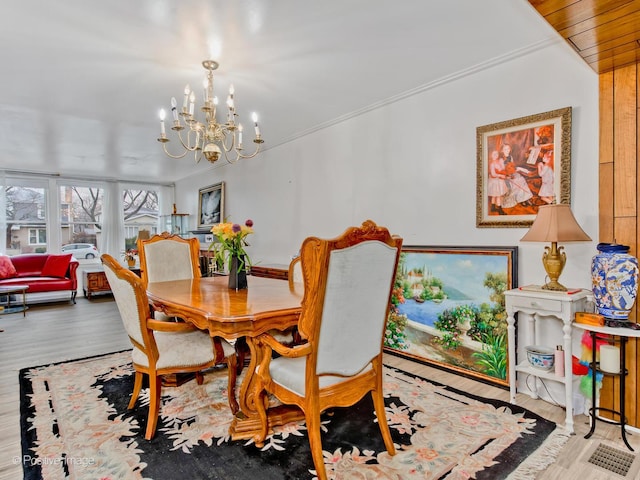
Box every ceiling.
[0,1,579,184]
[529,0,640,74]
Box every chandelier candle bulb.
[159,109,166,136]
[252,112,260,136]
[170,97,179,121]
[183,85,190,110]
[600,345,620,374]
[189,92,195,116]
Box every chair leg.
[306,408,328,480]
[226,354,239,414]
[128,371,143,410]
[372,389,396,455]
[145,376,162,440]
[195,371,204,385]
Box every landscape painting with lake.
[384,246,517,386]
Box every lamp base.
[541,280,567,291]
[541,242,568,292]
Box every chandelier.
[157,60,264,164]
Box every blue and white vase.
[591,243,639,319]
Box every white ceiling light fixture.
[157,60,264,164]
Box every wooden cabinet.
[250,264,289,281]
[83,267,140,299]
[83,268,111,299]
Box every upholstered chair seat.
[131,330,236,370]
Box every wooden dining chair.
[137,231,201,287]
[101,254,238,440]
[252,220,402,480]
[136,233,240,413]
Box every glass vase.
[228,255,248,290]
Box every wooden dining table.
[146,275,303,440]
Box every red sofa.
[0,254,79,304]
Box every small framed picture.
[198,182,225,229]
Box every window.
[3,183,48,254]
[59,185,103,250]
[0,177,170,256]
[29,228,46,245]
[122,188,160,250]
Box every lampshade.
[521,204,591,291]
[521,204,591,243]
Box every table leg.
[229,336,303,440]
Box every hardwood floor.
[1,293,638,479]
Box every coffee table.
[0,284,29,317]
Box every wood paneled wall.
[599,63,639,426]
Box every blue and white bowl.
[525,345,555,371]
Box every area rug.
[19,351,569,479]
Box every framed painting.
[384,246,518,387]
[476,107,571,228]
[198,182,225,229]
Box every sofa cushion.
[0,276,73,292]
[41,254,72,278]
[0,256,17,279]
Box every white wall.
[176,40,599,292]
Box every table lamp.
[520,204,591,291]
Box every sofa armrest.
[67,260,79,290]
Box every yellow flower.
[210,219,254,272]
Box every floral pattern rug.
[20,350,569,479]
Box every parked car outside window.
[61,243,100,259]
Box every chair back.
[101,254,153,354]
[298,220,402,377]
[138,232,201,286]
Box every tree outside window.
[122,189,159,251]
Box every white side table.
[505,287,593,433]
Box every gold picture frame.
[476,107,572,228]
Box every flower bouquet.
[210,219,254,289]
[123,249,137,267]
